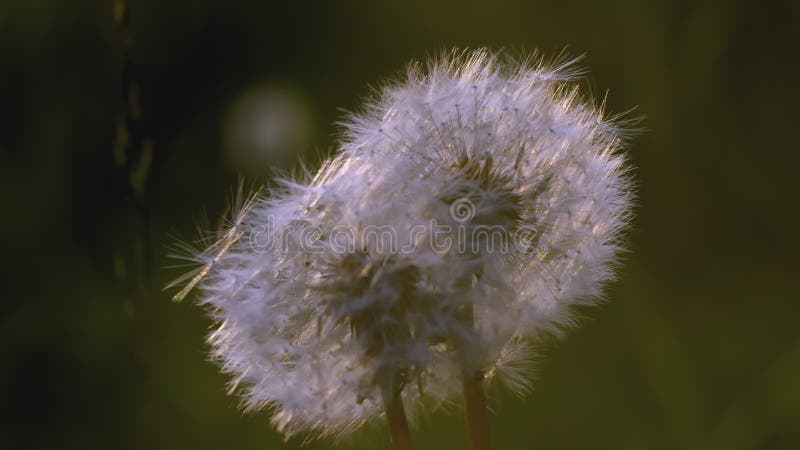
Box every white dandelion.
[172,49,635,450]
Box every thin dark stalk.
[460,302,492,450]
[382,388,414,450]
[114,0,155,293]
[462,370,491,450]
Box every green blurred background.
[2,1,799,449]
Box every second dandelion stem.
[459,301,492,450]
[383,388,414,450]
[462,370,491,450]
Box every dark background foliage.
[2,1,799,449]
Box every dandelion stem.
[460,301,492,450]
[462,371,491,450]
[382,388,414,450]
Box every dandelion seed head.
[175,48,635,440]
[335,47,634,393]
